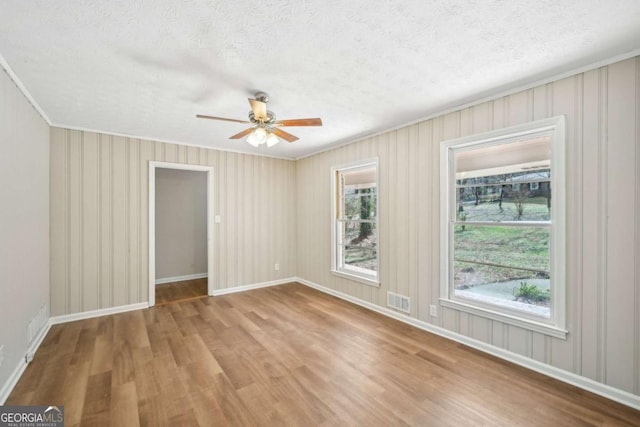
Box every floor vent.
[387,291,410,313]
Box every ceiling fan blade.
[271,127,299,143]
[196,114,250,124]
[274,118,323,127]
[248,98,267,120]
[229,128,255,139]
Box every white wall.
[0,67,49,396]
[296,56,640,397]
[155,168,207,281]
[50,128,297,315]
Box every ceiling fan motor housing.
[249,110,276,124]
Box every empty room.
[1,1,640,425]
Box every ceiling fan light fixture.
[266,132,280,147]
[253,127,267,144]
[246,131,260,147]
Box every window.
[440,117,566,338]
[332,160,379,286]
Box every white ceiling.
[1,1,639,159]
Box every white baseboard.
[155,273,208,285]
[294,277,640,411]
[0,321,52,405]
[211,277,296,296]
[26,321,51,363]
[49,302,149,325]
[0,356,29,405]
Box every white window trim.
[439,116,567,339]
[331,158,380,287]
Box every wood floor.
[7,283,640,426]
[155,278,207,305]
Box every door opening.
[148,161,214,306]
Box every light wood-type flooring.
[7,283,640,426]
[155,278,208,305]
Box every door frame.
[148,161,214,306]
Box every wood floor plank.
[80,371,111,427]
[90,334,113,376]
[71,325,100,367]
[110,381,140,427]
[188,389,229,427]
[136,396,164,427]
[235,381,280,422]
[61,361,91,426]
[208,373,259,426]
[6,282,640,426]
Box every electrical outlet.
[0,345,4,368]
[274,263,280,271]
[429,304,438,317]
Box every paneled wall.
[296,57,640,396]
[50,128,297,316]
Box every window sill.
[439,298,568,340]
[331,270,380,287]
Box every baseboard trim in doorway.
[294,277,640,411]
[155,273,208,285]
[211,278,296,296]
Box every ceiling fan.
[196,91,323,147]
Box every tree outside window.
[332,161,379,285]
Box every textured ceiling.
[1,1,639,159]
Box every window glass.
[333,162,378,283]
[441,118,566,336]
[452,137,551,318]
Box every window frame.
[439,117,567,339]
[331,158,380,287]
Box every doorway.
[148,161,214,306]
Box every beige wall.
[50,129,297,315]
[0,67,49,395]
[296,57,640,397]
[155,168,207,281]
